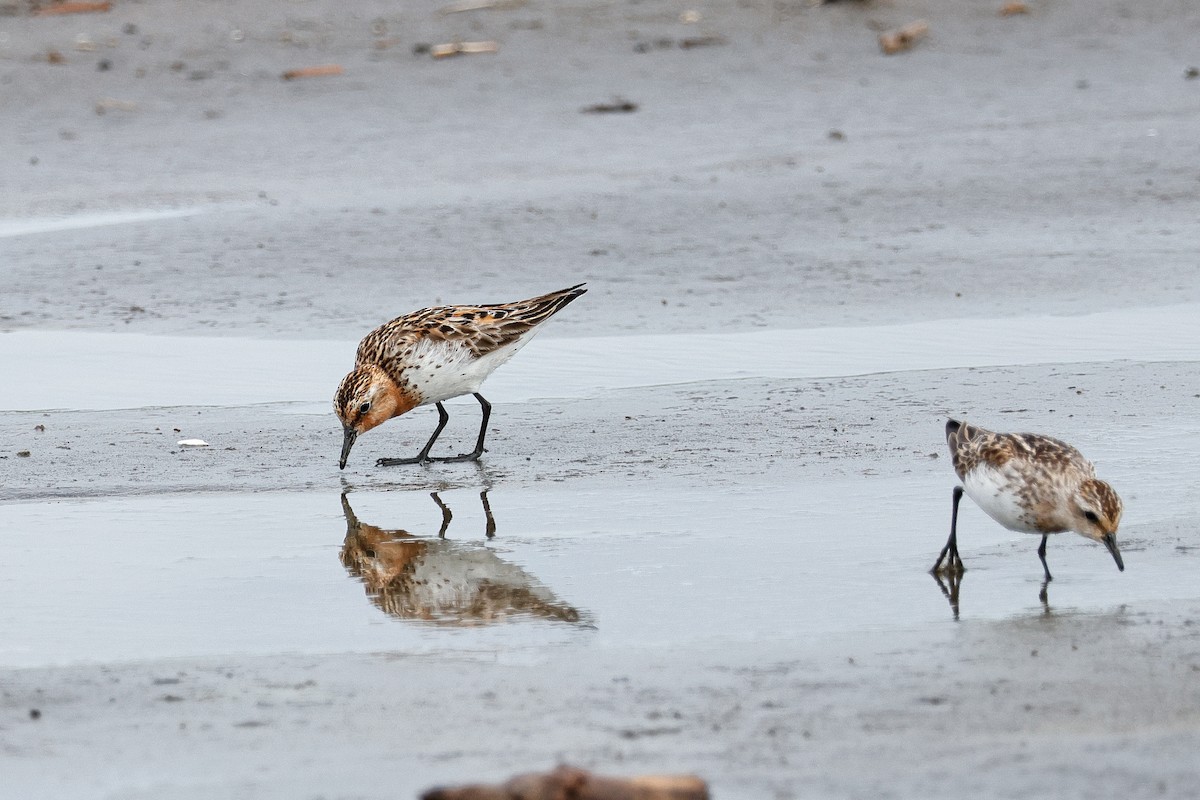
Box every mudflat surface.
[3,1,1200,798]
[4,0,1200,337]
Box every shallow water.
[2,303,1199,410]
[0,475,1176,669]
[2,305,1198,670]
[0,207,209,239]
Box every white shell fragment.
[176,439,210,447]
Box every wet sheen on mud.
[2,303,1199,410]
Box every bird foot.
[425,451,484,464]
[930,557,966,577]
[376,456,432,467]
[376,447,486,466]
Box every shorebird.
[933,419,1124,580]
[334,284,586,469]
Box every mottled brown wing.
[946,418,1093,480]
[1008,431,1094,475]
[356,284,586,366]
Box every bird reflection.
[931,571,1055,620]
[1038,578,1052,615]
[339,491,585,625]
[931,570,963,620]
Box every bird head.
[1070,478,1125,571]
[334,364,406,469]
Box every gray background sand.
[3,0,1200,797]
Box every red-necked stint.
[334,284,586,469]
[933,418,1124,580]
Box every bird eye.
[1084,511,1100,523]
[358,402,371,414]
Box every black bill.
[339,426,357,470]
[1103,532,1124,572]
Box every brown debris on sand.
[34,1,110,15]
[679,35,726,49]
[582,98,638,114]
[430,40,499,58]
[878,20,928,55]
[440,0,526,13]
[281,64,344,80]
[421,765,709,800]
[95,97,137,114]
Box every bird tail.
[944,418,973,480]
[504,283,587,326]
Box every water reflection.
[931,571,1055,620]
[339,492,586,626]
[1037,579,1052,615]
[931,570,963,621]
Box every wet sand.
[3,0,1200,797]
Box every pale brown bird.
[933,418,1124,580]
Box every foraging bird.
[933,419,1124,580]
[334,284,586,469]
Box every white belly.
[962,465,1041,534]
[404,337,530,405]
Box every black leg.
[428,393,491,463]
[932,486,967,575]
[480,490,496,539]
[431,491,452,538]
[472,394,492,456]
[377,403,450,467]
[1037,533,1053,582]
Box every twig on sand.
[430,40,499,58]
[440,0,526,13]
[878,20,928,55]
[281,64,344,80]
[421,765,709,800]
[34,1,110,16]
[582,98,638,114]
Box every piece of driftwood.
[430,40,499,58]
[95,97,137,114]
[582,98,638,114]
[679,35,726,49]
[878,20,928,55]
[34,1,110,15]
[440,0,526,13]
[281,64,343,80]
[421,765,709,800]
